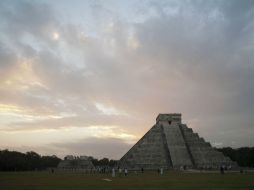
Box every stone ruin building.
[58,155,94,170]
[119,113,237,170]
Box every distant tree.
[41,155,61,169]
[217,147,254,167]
[109,159,117,167]
[91,158,99,166]
[26,151,41,170]
[98,158,109,166]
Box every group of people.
[111,167,164,177]
[111,167,128,177]
[220,165,233,174]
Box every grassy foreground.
[0,170,254,190]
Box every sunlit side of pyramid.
[119,113,237,170]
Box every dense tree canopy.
[0,150,118,171]
[216,147,254,167]
[89,157,118,167]
[0,150,61,171]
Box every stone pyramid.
[119,113,237,170]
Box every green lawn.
[0,171,254,190]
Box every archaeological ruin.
[58,155,94,170]
[119,113,237,170]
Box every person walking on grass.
[124,168,128,176]
[160,167,163,175]
[118,168,122,177]
[112,167,115,177]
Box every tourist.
[220,166,224,174]
[160,167,163,175]
[124,168,128,176]
[112,168,115,177]
[119,168,122,176]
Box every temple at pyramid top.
[119,113,237,170]
[156,113,181,123]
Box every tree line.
[1,147,254,171]
[0,150,118,171]
[216,147,254,167]
[88,157,118,167]
[0,149,61,171]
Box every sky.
[0,0,254,159]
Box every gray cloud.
[2,137,131,159]
[51,137,132,159]
[0,0,59,45]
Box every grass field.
[0,170,254,190]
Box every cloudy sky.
[0,0,254,159]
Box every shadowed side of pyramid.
[180,124,238,169]
[119,113,238,170]
[119,124,172,170]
